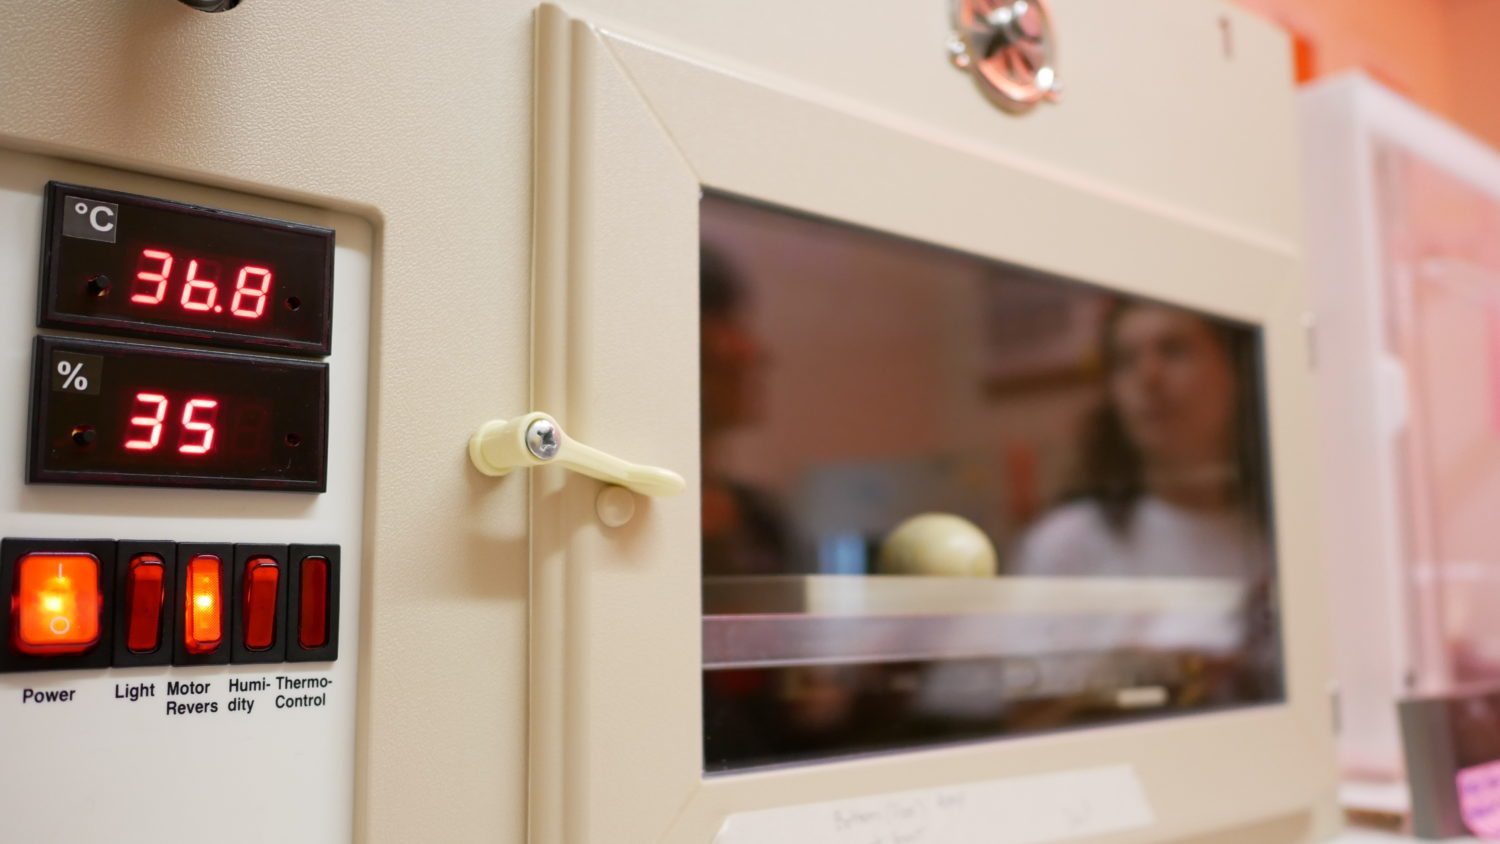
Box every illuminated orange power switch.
[242,557,280,651]
[183,555,224,654]
[13,553,102,655]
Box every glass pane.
[700,192,1283,773]
[1374,140,1500,687]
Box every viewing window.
[700,192,1283,772]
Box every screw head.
[526,419,561,460]
[71,425,96,446]
[86,275,111,297]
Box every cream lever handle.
[468,412,686,498]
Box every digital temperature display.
[29,337,328,491]
[38,182,334,355]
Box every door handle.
[468,412,686,498]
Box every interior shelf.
[702,575,1247,670]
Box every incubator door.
[518,6,1334,843]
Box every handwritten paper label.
[713,764,1153,844]
[1458,760,1500,839]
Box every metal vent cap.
[948,0,1061,114]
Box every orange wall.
[1232,0,1500,150]
[1448,2,1500,150]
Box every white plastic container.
[1302,73,1500,800]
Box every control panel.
[0,147,370,843]
[0,539,339,673]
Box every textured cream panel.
[0,3,533,843]
[565,0,1304,247]
[0,1,1313,843]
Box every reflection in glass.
[700,192,1282,773]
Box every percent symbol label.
[50,352,102,396]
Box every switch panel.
[0,538,339,672]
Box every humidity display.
[38,182,334,355]
[29,337,328,491]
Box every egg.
[876,513,998,577]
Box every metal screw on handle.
[526,418,562,460]
[468,411,686,498]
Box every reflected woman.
[700,244,792,576]
[1014,300,1278,697]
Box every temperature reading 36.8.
[132,249,273,320]
[41,182,333,355]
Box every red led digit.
[132,249,173,305]
[124,393,169,451]
[180,259,219,312]
[230,267,273,319]
[178,398,220,455]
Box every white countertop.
[1333,780,1478,842]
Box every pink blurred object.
[1458,761,1500,838]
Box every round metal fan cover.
[950,0,1060,114]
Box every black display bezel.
[37,181,335,356]
[28,336,330,492]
